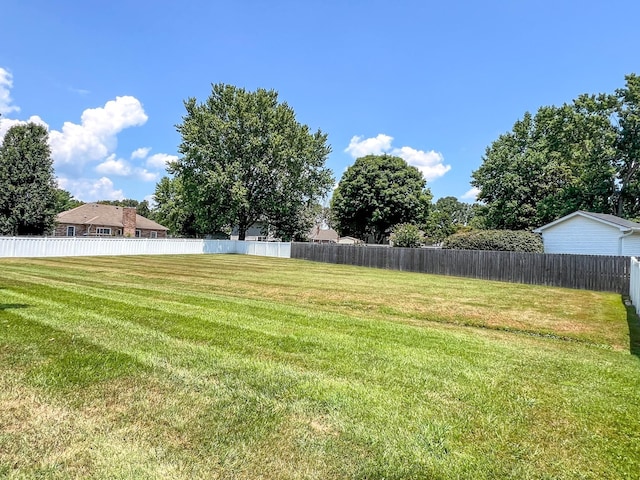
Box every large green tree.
[169,84,334,240]
[0,123,57,235]
[152,176,199,237]
[331,154,432,243]
[423,196,475,243]
[472,74,640,230]
[615,73,640,216]
[54,188,83,214]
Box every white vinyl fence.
[0,237,291,259]
[630,257,640,311]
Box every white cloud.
[131,147,151,159]
[345,134,393,158]
[344,134,451,182]
[96,154,158,182]
[49,95,148,168]
[96,154,132,176]
[144,194,157,208]
[136,168,158,182]
[68,86,90,96]
[391,146,451,181]
[146,152,178,169]
[461,187,480,201]
[57,176,124,202]
[1,67,163,200]
[0,68,49,142]
[0,68,20,115]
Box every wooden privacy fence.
[291,243,631,294]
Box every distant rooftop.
[56,203,168,230]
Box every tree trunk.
[238,213,248,241]
[616,194,624,217]
[614,182,628,217]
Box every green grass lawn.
[1,254,639,479]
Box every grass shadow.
[0,303,29,310]
[623,296,640,357]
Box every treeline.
[328,74,640,250]
[472,73,640,230]
[2,74,638,249]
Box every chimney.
[123,207,137,237]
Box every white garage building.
[533,211,640,256]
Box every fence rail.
[0,237,291,259]
[291,243,631,294]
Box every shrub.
[390,223,425,248]
[442,229,543,252]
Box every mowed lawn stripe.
[1,255,628,349]
[2,267,634,393]
[1,255,639,479]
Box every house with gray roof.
[308,225,339,243]
[533,210,640,256]
[54,203,168,238]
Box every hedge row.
[442,229,543,253]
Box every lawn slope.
[1,255,639,479]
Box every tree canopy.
[390,223,425,248]
[54,188,83,214]
[97,199,152,219]
[97,199,141,208]
[331,154,432,243]
[152,176,199,237]
[0,123,57,236]
[615,73,640,216]
[471,74,640,230]
[423,196,475,244]
[166,84,334,240]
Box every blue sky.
[1,0,639,204]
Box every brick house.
[54,203,169,238]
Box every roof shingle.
[56,203,168,231]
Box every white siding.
[621,234,640,256]
[540,215,622,255]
